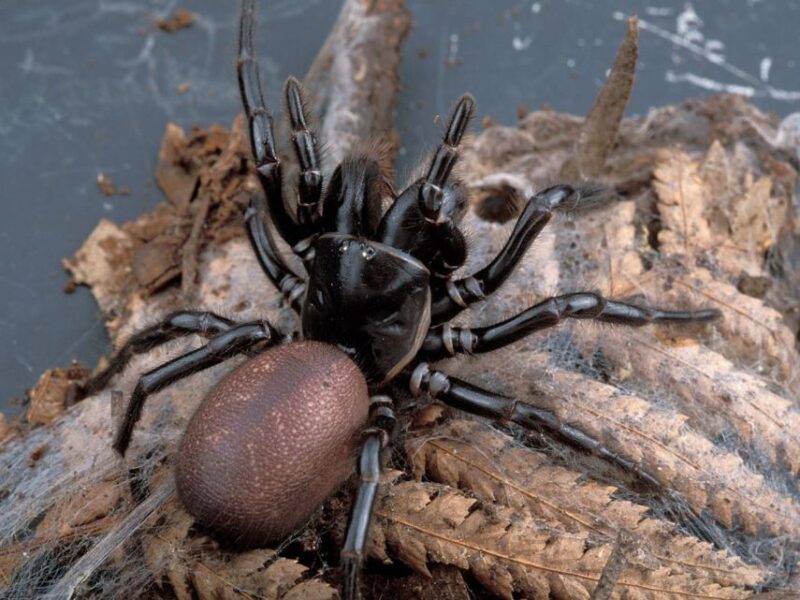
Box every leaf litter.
[1,2,799,598]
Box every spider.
[81,1,720,597]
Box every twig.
[180,191,212,303]
[590,531,634,600]
[561,16,639,180]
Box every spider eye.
[315,288,326,307]
[373,311,400,327]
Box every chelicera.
[81,1,720,597]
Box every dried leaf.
[373,481,752,600]
[26,363,89,425]
[654,150,714,255]
[450,348,800,539]
[649,147,800,392]
[406,420,764,590]
[591,319,800,476]
[730,176,773,251]
[0,413,15,447]
[35,480,121,539]
[62,219,135,319]
[142,500,336,600]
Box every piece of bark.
[300,0,410,170]
[0,413,15,447]
[560,16,638,180]
[26,363,90,426]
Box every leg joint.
[555,292,606,319]
[409,363,450,398]
[367,395,398,444]
[441,324,477,356]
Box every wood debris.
[0,413,15,447]
[561,16,639,180]
[96,173,130,197]
[26,362,90,426]
[142,499,336,600]
[154,8,196,33]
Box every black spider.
[81,1,720,597]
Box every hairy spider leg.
[238,0,295,243]
[423,292,721,359]
[418,94,475,222]
[406,359,736,549]
[238,1,310,299]
[239,0,320,282]
[408,363,664,488]
[114,320,280,455]
[284,76,324,229]
[430,184,581,324]
[321,154,387,239]
[377,96,474,277]
[244,196,306,312]
[341,395,397,600]
[81,311,238,398]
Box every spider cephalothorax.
[80,1,720,598]
[302,234,432,384]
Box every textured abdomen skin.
[175,341,369,546]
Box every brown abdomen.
[175,341,369,546]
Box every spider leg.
[408,363,661,488]
[430,184,586,324]
[245,196,306,311]
[321,154,387,239]
[114,320,280,456]
[342,395,397,600]
[418,94,475,222]
[284,77,324,230]
[238,0,305,249]
[423,292,720,360]
[81,311,238,398]
[377,96,474,277]
[377,180,468,276]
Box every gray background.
[1,0,799,413]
